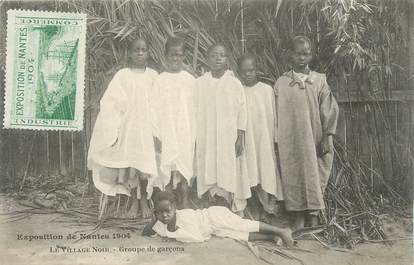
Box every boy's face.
[240,58,257,86]
[207,46,228,71]
[129,39,148,67]
[154,200,176,224]
[291,42,312,71]
[166,45,184,72]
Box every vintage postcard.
[3,9,86,131]
[0,1,412,265]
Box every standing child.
[142,191,293,247]
[88,38,159,218]
[195,44,251,214]
[274,36,339,229]
[238,54,284,217]
[152,36,196,209]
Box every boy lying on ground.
[142,191,293,247]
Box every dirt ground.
[0,195,412,265]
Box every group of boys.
[87,35,339,246]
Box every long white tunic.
[152,71,196,187]
[244,82,284,204]
[195,71,251,209]
[87,68,158,196]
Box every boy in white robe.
[274,36,339,229]
[238,54,284,217]
[152,37,196,209]
[195,44,251,214]
[142,191,293,247]
[88,38,159,218]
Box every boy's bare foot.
[279,228,294,248]
[292,213,305,230]
[140,198,152,219]
[118,168,127,184]
[306,215,319,227]
[273,236,283,246]
[124,198,139,219]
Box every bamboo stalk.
[116,194,121,215]
[98,193,107,220]
[366,237,413,243]
[5,131,13,185]
[240,0,245,53]
[71,132,76,184]
[370,135,373,192]
[58,131,63,175]
[83,121,89,183]
[192,30,199,71]
[19,133,37,192]
[45,132,50,177]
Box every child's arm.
[271,82,279,153]
[95,70,128,144]
[149,77,162,142]
[165,227,206,243]
[318,135,333,157]
[236,80,247,157]
[235,129,245,157]
[257,222,294,248]
[318,76,339,157]
[150,77,162,154]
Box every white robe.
[87,68,158,197]
[195,71,251,211]
[244,82,284,214]
[152,71,196,188]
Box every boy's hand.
[235,138,244,157]
[142,213,157,237]
[154,137,162,153]
[235,130,245,157]
[317,135,332,157]
[280,228,294,249]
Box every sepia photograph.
[0,0,412,264]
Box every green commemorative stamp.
[4,10,86,130]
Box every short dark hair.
[153,191,176,207]
[128,37,147,50]
[291,35,312,50]
[165,36,185,54]
[207,43,228,56]
[238,52,257,67]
